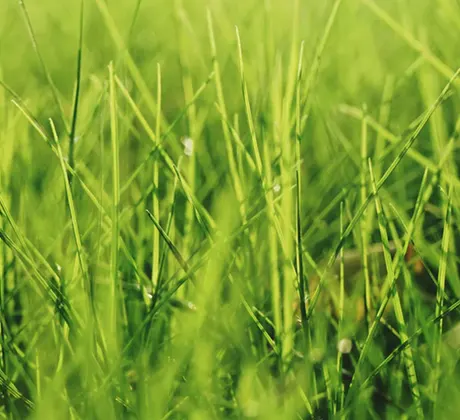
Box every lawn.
[1,0,460,418]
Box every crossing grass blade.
[366,158,423,418]
[307,67,460,319]
[146,210,196,286]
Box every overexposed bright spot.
[337,338,353,354]
[309,347,325,363]
[242,400,259,418]
[182,137,194,156]
[186,301,197,311]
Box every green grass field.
[1,0,460,418]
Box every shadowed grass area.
[1,0,460,418]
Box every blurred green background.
[1,0,460,418]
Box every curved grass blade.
[68,0,85,186]
[18,0,69,132]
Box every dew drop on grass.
[337,338,353,354]
[182,137,194,156]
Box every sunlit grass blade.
[152,63,161,293]
[235,26,264,178]
[208,10,247,219]
[108,61,121,340]
[359,106,372,331]
[299,0,343,128]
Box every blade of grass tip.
[299,0,343,130]
[307,66,460,318]
[108,62,121,333]
[365,158,423,418]
[50,118,92,318]
[127,0,143,43]
[68,0,85,187]
[152,63,161,293]
[94,0,164,125]
[433,184,452,407]
[207,10,247,219]
[175,11,198,265]
[235,26,264,178]
[18,0,69,133]
[362,0,458,84]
